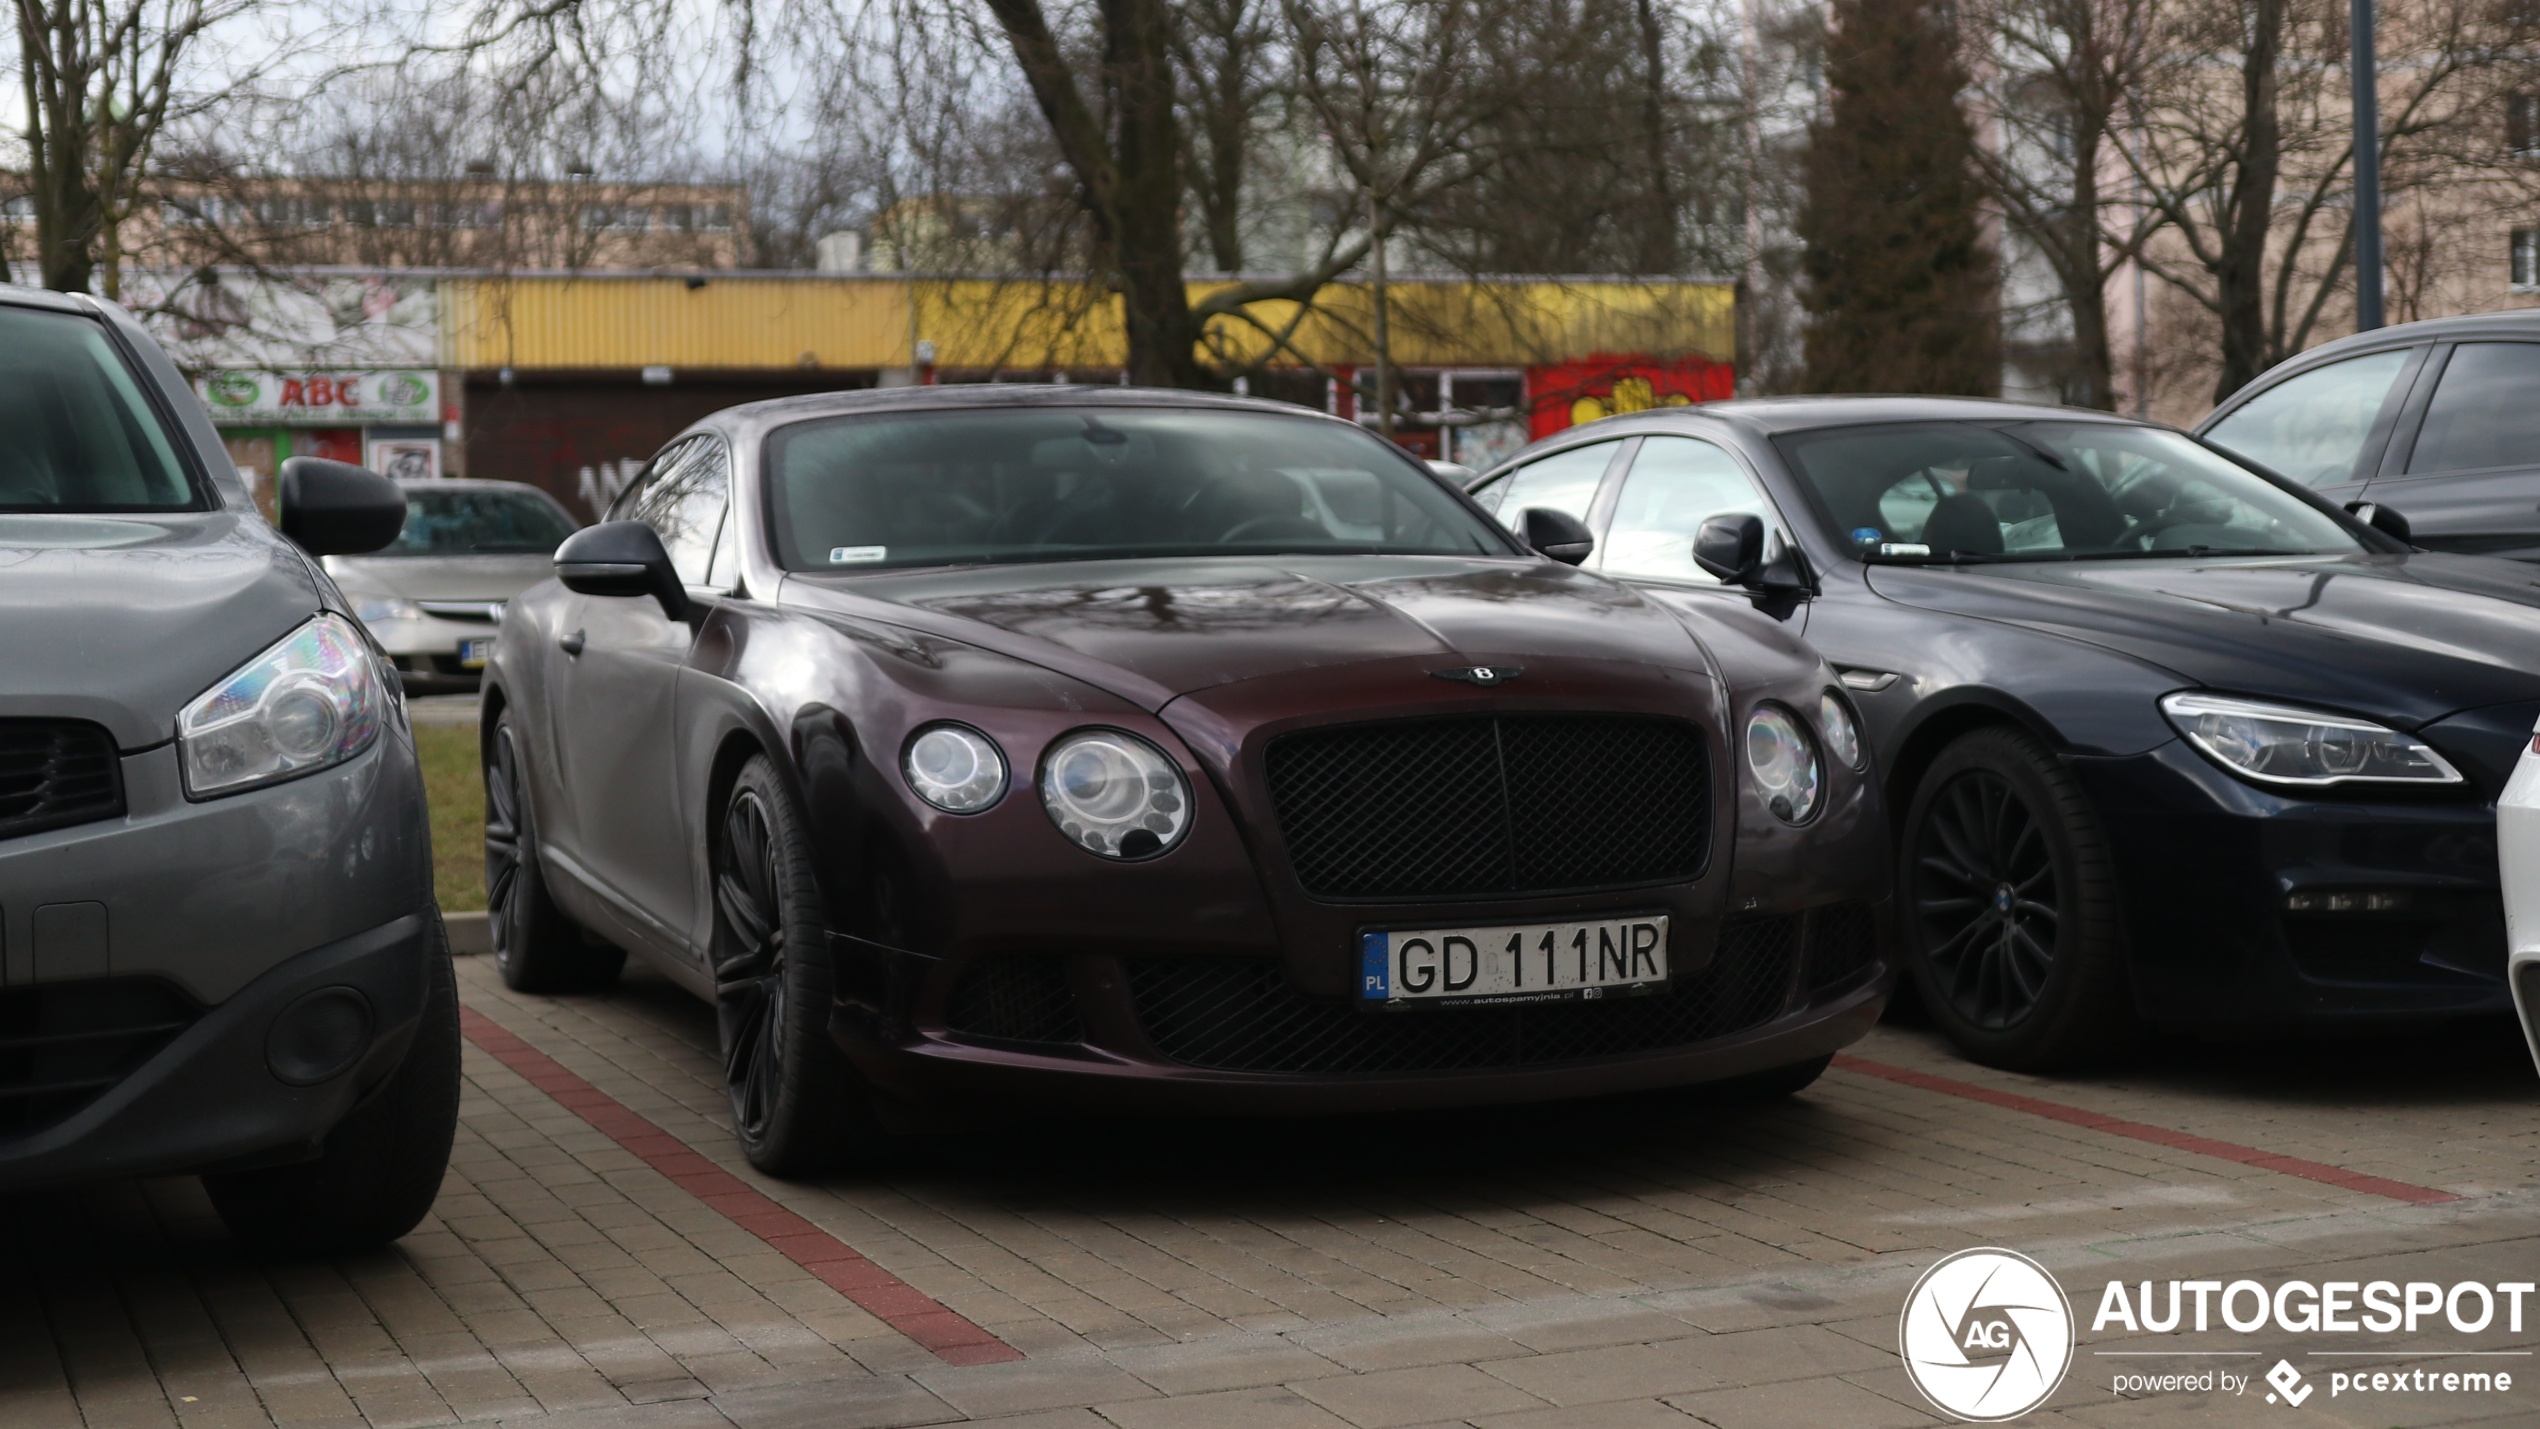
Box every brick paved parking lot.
[7,953,2536,1429]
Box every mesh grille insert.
[0,720,121,843]
[1264,715,1710,899]
[1807,902,1881,993]
[1125,914,1796,1075]
[0,978,197,1141]
[943,956,1085,1046]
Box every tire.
[1899,726,2138,1070]
[484,712,624,993]
[1703,1053,1834,1103]
[714,756,896,1176]
[205,917,462,1256]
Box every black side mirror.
[555,521,691,621]
[1693,513,1766,585]
[1520,507,1596,565]
[2346,500,2413,544]
[277,457,407,555]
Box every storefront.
[194,368,450,509]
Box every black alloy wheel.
[1899,726,2136,1070]
[484,715,623,993]
[712,756,889,1176]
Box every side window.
[1469,473,1509,516]
[1485,440,1622,532]
[2407,343,2540,474]
[606,437,685,523]
[1600,437,1784,583]
[631,436,730,586]
[2204,348,2412,487]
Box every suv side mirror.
[555,520,691,621]
[1520,507,1596,565]
[2346,500,2413,544]
[1693,513,1766,585]
[277,457,407,555]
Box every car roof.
[710,382,1350,433]
[0,284,94,317]
[1585,394,2145,438]
[2287,308,2540,363]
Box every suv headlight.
[1039,729,1190,858]
[1746,704,1823,823]
[178,613,385,798]
[903,723,1007,812]
[2160,692,2462,787]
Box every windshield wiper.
[2065,546,2306,561]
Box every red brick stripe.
[458,1006,1024,1365]
[1832,1054,2460,1207]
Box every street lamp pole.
[2351,0,2385,330]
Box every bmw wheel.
[714,756,893,1175]
[1900,726,2136,1070]
[484,713,624,993]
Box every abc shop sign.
[197,369,439,426]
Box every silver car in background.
[327,480,580,688]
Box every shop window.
[2515,229,2540,290]
[2512,92,2540,158]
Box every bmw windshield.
[764,407,1510,571]
[1775,421,2366,562]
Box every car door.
[2200,344,2424,509]
[2363,342,2540,560]
[1593,433,1805,631]
[1467,437,1634,532]
[549,434,729,950]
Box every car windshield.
[379,487,578,556]
[765,407,1509,571]
[0,306,195,512]
[1774,420,2366,562]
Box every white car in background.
[325,479,581,689]
[2499,726,2540,1074]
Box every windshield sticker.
[829,546,888,564]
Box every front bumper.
[0,912,436,1190]
[2074,740,2514,1029]
[828,901,1893,1118]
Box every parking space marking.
[1832,1053,2461,1206]
[455,1006,1027,1367]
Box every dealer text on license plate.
[1360,916,1668,1007]
[459,637,495,670]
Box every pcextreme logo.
[1898,1248,2076,1421]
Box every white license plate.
[1360,915,1669,1007]
[458,637,495,669]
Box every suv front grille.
[0,978,197,1140]
[1263,714,1710,899]
[0,719,121,842]
[1124,913,1796,1075]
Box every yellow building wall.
[439,274,1732,372]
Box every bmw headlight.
[1818,689,1865,770]
[2160,692,2462,787]
[902,723,1007,812]
[178,613,385,798]
[1040,729,1190,859]
[354,597,423,624]
[1746,705,1823,823]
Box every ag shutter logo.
[1900,1248,2076,1421]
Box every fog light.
[267,986,373,1085]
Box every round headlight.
[902,724,1008,812]
[1818,689,1864,770]
[1040,729,1190,859]
[1746,705,1823,824]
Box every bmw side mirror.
[2346,500,2413,545]
[277,457,407,556]
[555,521,691,621]
[1693,513,1766,585]
[1520,507,1596,565]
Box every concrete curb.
[446,910,490,956]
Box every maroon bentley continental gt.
[481,386,1893,1173]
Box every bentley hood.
[1867,551,2540,729]
[781,556,1717,711]
[0,513,325,748]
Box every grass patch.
[416,724,486,912]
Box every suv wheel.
[1900,726,2138,1070]
[484,713,623,993]
[204,916,461,1255]
[714,756,896,1176]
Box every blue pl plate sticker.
[1850,526,1883,544]
[1361,931,1389,999]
